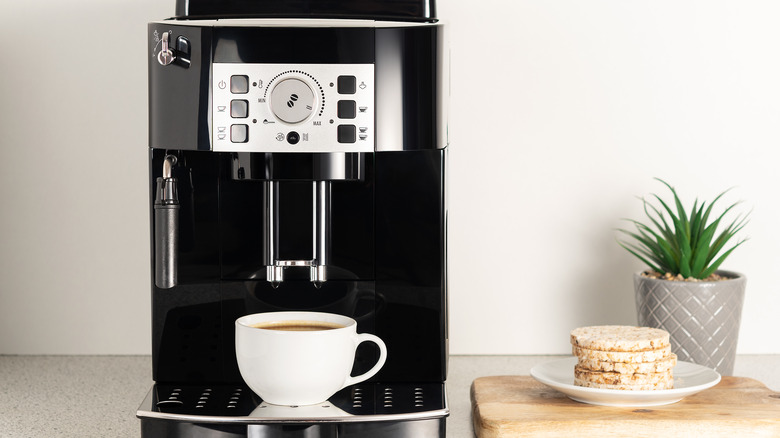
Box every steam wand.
[154,154,179,289]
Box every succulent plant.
[618,178,749,280]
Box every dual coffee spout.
[264,180,330,288]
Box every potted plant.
[618,179,749,375]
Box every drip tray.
[137,383,448,424]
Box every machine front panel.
[146,4,448,434]
[212,63,375,153]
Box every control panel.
[212,63,374,153]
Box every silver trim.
[263,181,282,285]
[136,387,449,425]
[150,19,439,28]
[276,260,314,267]
[312,181,330,285]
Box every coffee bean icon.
[286,93,299,108]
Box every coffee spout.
[310,265,327,285]
[267,265,284,284]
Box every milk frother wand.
[154,154,179,289]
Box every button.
[231,125,248,143]
[287,131,300,145]
[231,100,248,118]
[337,100,356,119]
[175,36,191,68]
[231,75,249,94]
[337,125,356,143]
[337,76,356,94]
[176,36,190,55]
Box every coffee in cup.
[235,311,387,406]
[250,320,345,331]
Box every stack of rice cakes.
[571,325,676,390]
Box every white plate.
[530,357,721,407]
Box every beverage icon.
[287,94,299,108]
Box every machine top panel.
[174,0,436,22]
[149,18,439,28]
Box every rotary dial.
[269,78,316,124]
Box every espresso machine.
[136,0,449,436]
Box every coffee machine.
[136,0,449,436]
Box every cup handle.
[343,333,388,388]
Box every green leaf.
[706,213,749,266]
[620,221,677,272]
[621,239,669,271]
[617,241,663,274]
[642,199,677,251]
[689,199,702,250]
[657,178,690,242]
[690,219,719,278]
[699,188,732,229]
[700,239,748,278]
[651,194,684,260]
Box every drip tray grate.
[153,385,254,416]
[144,383,446,420]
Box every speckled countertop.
[0,355,778,437]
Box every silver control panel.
[212,63,374,153]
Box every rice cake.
[570,325,670,352]
[573,377,674,391]
[576,352,677,374]
[572,345,672,363]
[575,365,673,386]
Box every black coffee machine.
[136,0,449,436]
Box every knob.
[269,78,316,124]
[157,32,175,66]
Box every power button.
[286,131,300,145]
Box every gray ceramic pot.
[634,270,746,376]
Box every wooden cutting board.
[472,376,780,437]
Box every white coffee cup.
[235,311,388,406]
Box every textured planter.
[634,270,746,376]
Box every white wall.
[1,0,778,355]
[0,0,169,353]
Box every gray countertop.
[1,355,778,437]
